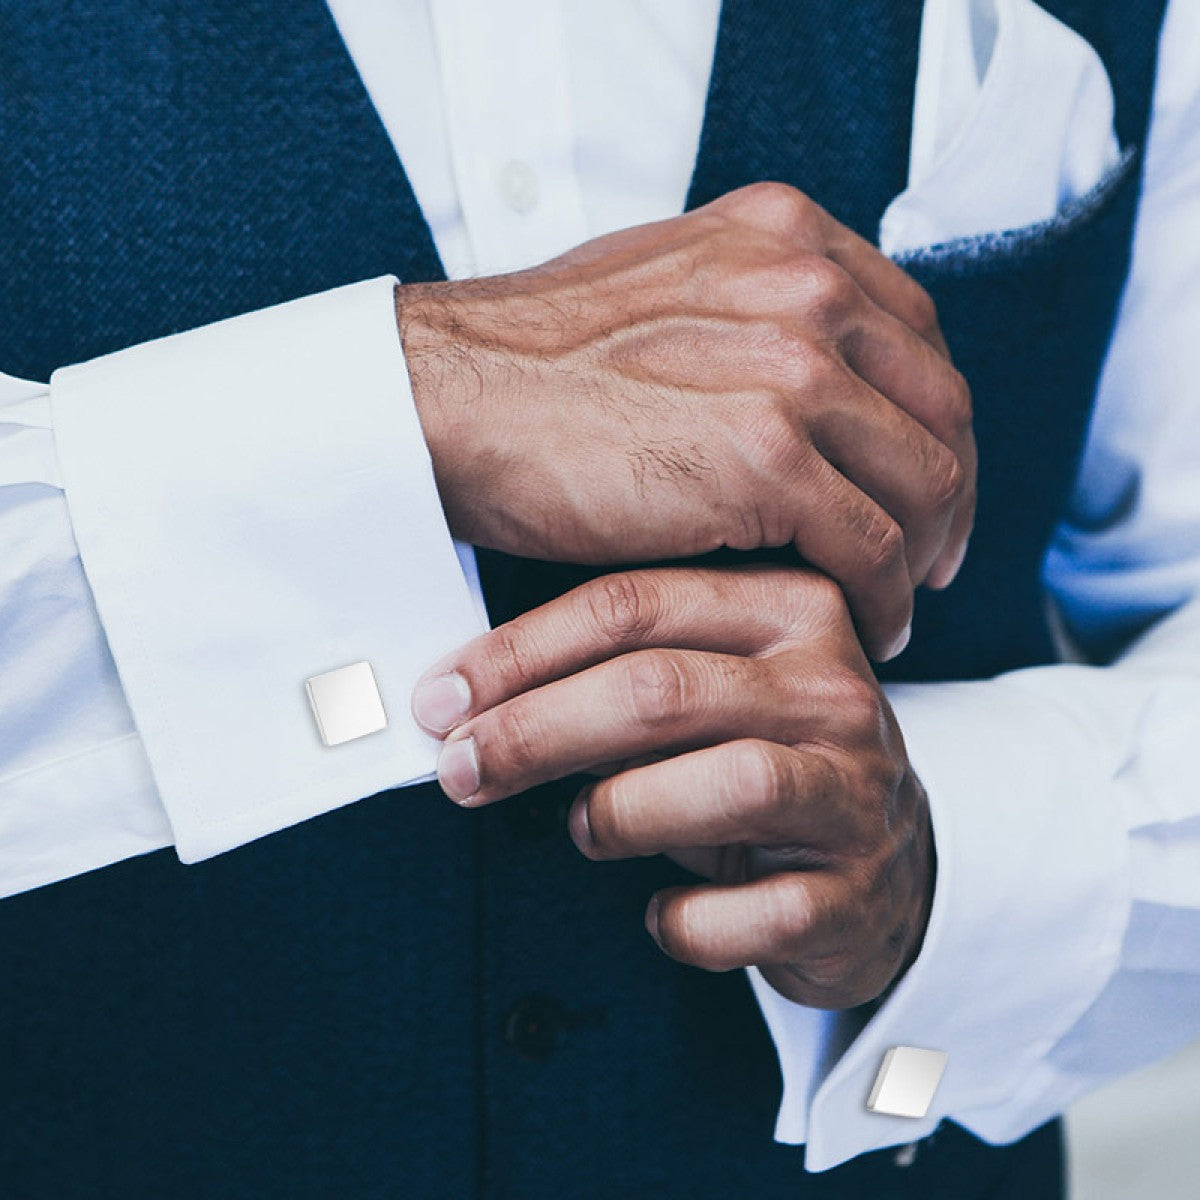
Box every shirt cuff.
[747,672,1132,1172]
[49,277,487,863]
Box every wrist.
[394,282,479,542]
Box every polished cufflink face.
[866,1046,948,1118]
[305,661,388,746]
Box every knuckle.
[750,317,803,376]
[859,514,907,580]
[924,444,967,514]
[783,255,859,334]
[488,624,537,690]
[626,649,692,728]
[806,889,860,959]
[586,572,660,647]
[801,570,848,620]
[492,701,543,780]
[782,338,843,395]
[743,396,809,476]
[809,667,883,753]
[731,740,793,822]
[744,565,817,631]
[800,254,858,317]
[762,880,888,1007]
[762,873,819,952]
[830,669,883,736]
[731,180,818,239]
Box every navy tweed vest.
[0,2,1167,1197]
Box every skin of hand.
[411,565,937,1009]
[397,181,975,660]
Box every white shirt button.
[497,159,540,214]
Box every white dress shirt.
[2,0,1199,1174]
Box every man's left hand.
[412,566,936,1009]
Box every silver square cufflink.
[866,1046,948,1118]
[305,661,388,746]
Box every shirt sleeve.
[748,0,1200,1172]
[1,277,487,897]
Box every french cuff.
[50,278,487,863]
[748,674,1131,1173]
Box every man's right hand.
[397,181,974,660]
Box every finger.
[840,305,974,478]
[570,740,851,861]
[647,870,857,979]
[412,567,818,734]
[926,483,976,589]
[810,367,963,585]
[784,459,914,660]
[819,216,951,357]
[437,650,794,805]
[839,307,976,586]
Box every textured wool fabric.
[0,1,1169,1197]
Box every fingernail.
[437,736,480,804]
[948,536,970,580]
[412,672,471,734]
[568,791,597,858]
[645,894,663,949]
[930,539,969,589]
[885,622,912,661]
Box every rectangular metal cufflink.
[305,661,388,746]
[867,1046,948,1118]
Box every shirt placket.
[430,0,589,276]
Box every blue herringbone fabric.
[0,2,1167,1196]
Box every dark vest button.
[502,784,567,841]
[504,995,566,1060]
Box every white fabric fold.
[880,0,1121,256]
[49,278,486,862]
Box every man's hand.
[411,566,936,1009]
[398,182,975,660]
